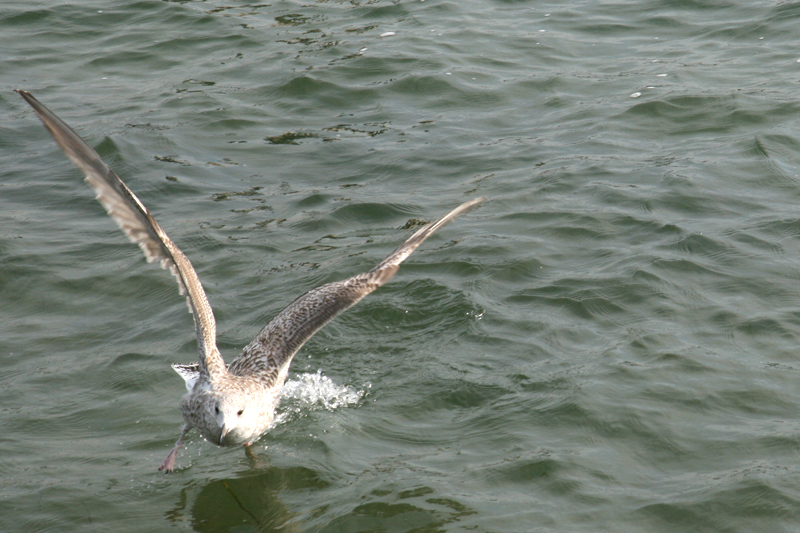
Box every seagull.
[17,90,486,472]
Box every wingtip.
[17,90,57,122]
[448,196,487,219]
[16,90,53,123]
[467,196,488,208]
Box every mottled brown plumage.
[18,90,486,472]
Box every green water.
[4,0,800,531]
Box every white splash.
[271,371,367,428]
[281,370,366,411]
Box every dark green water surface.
[4,1,800,531]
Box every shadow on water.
[164,447,479,533]
[165,450,313,532]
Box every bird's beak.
[219,424,229,446]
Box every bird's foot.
[158,445,180,473]
[158,424,190,473]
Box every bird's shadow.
[164,448,328,532]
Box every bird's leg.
[158,423,191,473]
[243,442,271,470]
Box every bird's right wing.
[228,197,486,385]
[18,90,226,380]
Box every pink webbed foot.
[158,446,180,472]
[158,423,190,473]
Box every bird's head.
[180,378,274,448]
[208,393,247,446]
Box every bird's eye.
[214,406,220,415]
[237,409,244,416]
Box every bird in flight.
[17,89,485,472]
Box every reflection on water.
[167,453,311,532]
[167,447,479,533]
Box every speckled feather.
[18,90,486,473]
